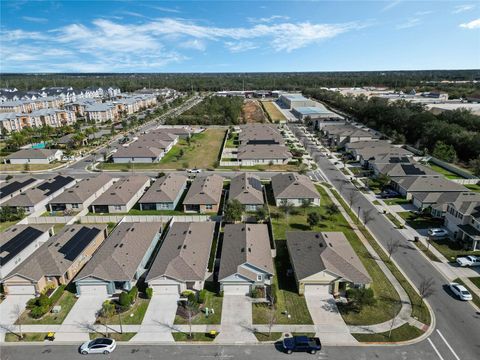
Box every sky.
[0,0,479,73]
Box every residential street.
[294,125,480,360]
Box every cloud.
[248,15,290,23]
[22,16,48,23]
[453,5,475,14]
[396,17,421,29]
[225,41,258,53]
[381,0,402,12]
[179,39,206,51]
[149,5,180,13]
[459,18,480,29]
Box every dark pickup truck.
[282,336,322,354]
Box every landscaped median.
[172,332,216,342]
[174,284,223,325]
[95,287,150,325]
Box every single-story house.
[445,199,480,250]
[48,174,114,212]
[145,222,215,295]
[354,148,414,167]
[228,173,264,211]
[271,173,320,207]
[90,175,150,213]
[2,175,76,214]
[238,124,285,145]
[413,191,480,218]
[0,224,54,279]
[138,174,188,211]
[183,174,224,213]
[218,224,275,295]
[74,222,162,296]
[5,148,63,164]
[237,144,292,165]
[392,175,467,200]
[3,224,107,296]
[286,231,371,296]
[0,177,40,205]
[371,162,439,178]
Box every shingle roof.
[375,163,438,177]
[395,176,467,192]
[237,144,292,160]
[183,175,224,205]
[218,224,274,282]
[271,173,320,200]
[48,174,112,205]
[228,173,264,205]
[286,231,371,284]
[6,148,60,160]
[145,222,215,282]
[138,174,187,204]
[92,175,149,206]
[75,222,162,282]
[112,144,164,159]
[5,225,107,282]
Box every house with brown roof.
[218,224,274,296]
[182,174,224,213]
[228,173,264,211]
[5,148,63,164]
[74,222,162,296]
[3,224,107,296]
[145,222,215,294]
[0,177,41,205]
[286,231,371,296]
[138,174,187,211]
[391,175,467,199]
[271,173,320,207]
[48,174,114,212]
[89,175,150,213]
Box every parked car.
[456,255,480,267]
[282,335,322,355]
[80,338,116,355]
[428,228,449,238]
[187,168,202,174]
[380,189,400,198]
[449,282,473,301]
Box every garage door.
[223,284,250,296]
[152,284,180,295]
[8,285,35,295]
[78,284,108,297]
[303,284,330,296]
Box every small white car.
[449,283,473,301]
[456,255,480,267]
[187,168,202,174]
[428,228,448,238]
[80,338,116,355]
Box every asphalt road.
[0,342,442,360]
[291,124,480,360]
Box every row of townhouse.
[0,97,65,114]
[0,108,76,134]
[0,86,121,103]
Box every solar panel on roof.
[0,178,36,199]
[58,227,101,261]
[401,164,426,176]
[0,227,45,265]
[37,176,75,196]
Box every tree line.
[303,88,480,167]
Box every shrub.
[187,292,196,304]
[128,286,138,304]
[26,298,37,309]
[346,287,376,312]
[269,284,278,304]
[30,305,49,319]
[198,289,206,304]
[37,294,52,308]
[250,287,262,299]
[145,287,153,299]
[101,300,116,318]
[119,291,131,307]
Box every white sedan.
[428,228,449,238]
[449,283,473,301]
[80,338,116,355]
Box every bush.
[198,289,206,304]
[128,286,138,304]
[30,305,49,319]
[37,294,52,308]
[145,287,153,299]
[269,283,278,304]
[250,287,262,299]
[119,291,131,307]
[101,300,116,318]
[187,292,196,304]
[345,287,376,312]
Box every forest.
[303,88,480,168]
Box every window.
[257,274,262,281]
[114,205,122,210]
[71,203,79,209]
[206,204,213,210]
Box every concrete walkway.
[215,295,257,344]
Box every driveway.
[131,294,179,342]
[55,294,109,342]
[216,295,257,344]
[0,295,31,329]
[304,286,356,345]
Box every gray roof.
[394,175,467,193]
[112,144,164,159]
[271,173,320,200]
[238,124,285,145]
[6,148,60,160]
[49,174,112,205]
[229,173,264,205]
[5,225,107,282]
[92,175,149,206]
[219,224,274,282]
[237,144,292,160]
[355,147,413,160]
[183,174,224,205]
[449,196,480,217]
[75,222,162,282]
[85,103,114,112]
[345,140,391,150]
[145,222,215,282]
[375,163,438,177]
[138,174,187,204]
[286,231,371,284]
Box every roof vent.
[319,243,323,247]
[177,245,182,249]
[119,244,124,248]
[183,245,187,249]
[241,247,245,252]
[248,248,251,252]
[315,234,320,239]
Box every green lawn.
[0,220,17,232]
[18,288,77,325]
[100,128,226,170]
[352,323,424,343]
[385,213,404,229]
[89,332,136,341]
[372,200,381,206]
[453,278,480,309]
[397,211,444,230]
[468,277,480,289]
[174,285,223,325]
[0,163,61,172]
[225,133,238,148]
[96,298,150,325]
[219,163,301,172]
[383,198,411,206]
[465,184,480,193]
[172,332,216,342]
[254,332,283,341]
[263,184,402,326]
[128,208,186,215]
[292,332,316,337]
[429,239,480,261]
[413,241,441,262]
[331,189,431,326]
[5,333,49,342]
[261,101,286,122]
[427,163,462,179]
